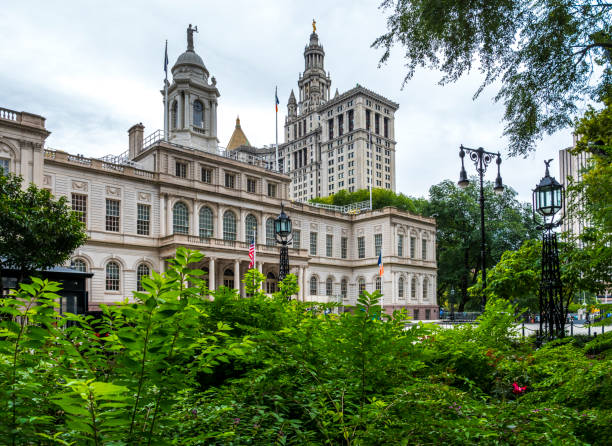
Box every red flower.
[512,382,526,394]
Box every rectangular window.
[328,118,334,139]
[374,234,382,256]
[422,239,427,260]
[175,161,187,178]
[310,232,318,256]
[105,199,120,232]
[410,236,416,258]
[247,178,256,193]
[225,172,235,189]
[358,236,365,259]
[137,204,150,236]
[398,234,404,256]
[326,234,333,257]
[365,110,371,130]
[71,193,87,225]
[348,109,354,132]
[201,167,212,183]
[267,183,277,197]
[384,117,389,138]
[338,114,344,136]
[375,113,380,134]
[292,229,301,250]
[341,237,347,259]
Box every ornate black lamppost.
[274,203,293,282]
[532,160,565,339]
[458,145,504,310]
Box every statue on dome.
[187,24,198,51]
[312,19,316,33]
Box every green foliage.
[373,0,612,156]
[427,179,539,310]
[310,187,428,215]
[0,173,87,279]
[1,247,611,444]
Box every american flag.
[248,234,256,268]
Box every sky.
[1,0,574,202]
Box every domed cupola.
[163,25,220,153]
[171,24,209,82]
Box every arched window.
[137,264,150,292]
[266,218,275,246]
[340,279,348,299]
[326,278,333,296]
[411,277,417,299]
[398,277,404,298]
[358,278,366,296]
[171,101,178,129]
[422,277,428,299]
[266,272,277,294]
[310,276,318,295]
[223,210,236,241]
[106,261,120,291]
[199,206,213,238]
[245,214,258,242]
[173,202,189,234]
[375,276,382,292]
[193,100,204,128]
[70,258,87,272]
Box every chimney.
[128,123,145,159]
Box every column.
[257,262,263,274]
[212,101,217,138]
[184,93,190,129]
[160,194,166,236]
[298,267,304,301]
[208,257,215,291]
[166,197,172,236]
[191,200,198,236]
[234,259,240,296]
[218,207,224,240]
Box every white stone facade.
[0,27,438,319]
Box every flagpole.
[164,39,169,142]
[275,86,279,172]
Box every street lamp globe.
[274,204,292,240]
[533,160,563,219]
[458,146,470,189]
[493,154,504,195]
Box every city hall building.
[0,26,438,319]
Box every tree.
[425,179,540,310]
[373,0,612,156]
[0,174,87,283]
[310,187,428,215]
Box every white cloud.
[0,0,571,203]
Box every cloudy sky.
[1,0,573,202]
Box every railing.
[44,149,56,159]
[0,107,19,122]
[160,234,303,255]
[141,129,281,173]
[143,129,164,149]
[67,154,92,166]
[99,150,145,170]
[309,200,372,215]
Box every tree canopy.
[373,0,612,156]
[0,174,87,281]
[310,187,428,214]
[425,178,540,310]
